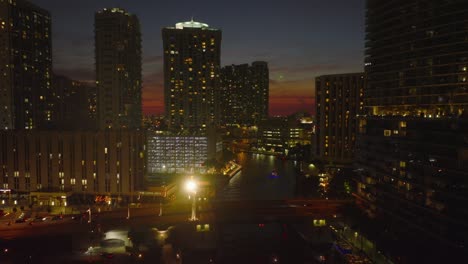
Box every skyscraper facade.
[53,75,97,130]
[220,62,269,126]
[250,61,269,122]
[162,20,222,129]
[0,0,54,130]
[314,73,364,165]
[95,8,142,130]
[220,64,250,126]
[355,0,468,260]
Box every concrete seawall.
[223,161,242,180]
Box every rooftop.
[98,7,130,16]
[175,19,209,29]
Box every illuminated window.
[384,130,392,136]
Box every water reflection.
[219,153,297,201]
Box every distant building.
[250,61,269,122]
[147,130,222,175]
[220,64,250,126]
[0,0,55,130]
[256,117,311,155]
[355,0,468,260]
[162,20,222,129]
[53,75,97,130]
[0,130,146,203]
[142,115,166,131]
[220,62,269,126]
[314,73,364,165]
[95,8,142,129]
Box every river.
[218,152,302,201]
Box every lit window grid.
[147,136,209,174]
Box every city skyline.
[29,0,365,116]
[1,1,467,262]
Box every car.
[100,252,114,259]
[71,214,83,220]
[15,218,25,223]
[51,215,62,221]
[33,217,47,222]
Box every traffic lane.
[0,211,319,241]
[0,219,87,240]
[0,201,339,240]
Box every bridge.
[207,198,352,223]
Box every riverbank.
[221,160,242,180]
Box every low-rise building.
[0,129,146,206]
[147,130,222,175]
[256,116,311,155]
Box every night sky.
[30,0,365,116]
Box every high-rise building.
[162,20,222,129]
[250,61,269,122]
[314,73,364,165]
[355,0,468,261]
[95,8,142,130]
[0,0,54,130]
[53,75,97,130]
[220,64,249,126]
[220,62,269,126]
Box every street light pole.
[87,208,92,223]
[185,178,198,221]
[159,201,163,216]
[190,192,197,221]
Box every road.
[0,198,348,240]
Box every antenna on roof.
[191,16,194,22]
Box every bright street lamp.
[185,178,198,221]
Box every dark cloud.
[269,95,315,116]
[53,67,95,82]
[269,78,314,96]
[142,94,164,115]
[270,64,343,75]
[143,105,163,115]
[143,55,163,64]
[143,70,164,87]
[142,70,164,114]
[65,35,94,48]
